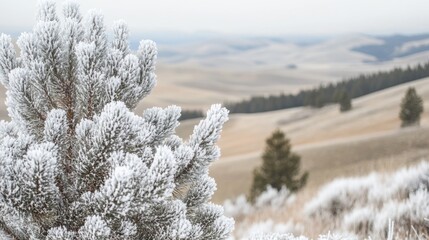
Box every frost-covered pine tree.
[0,1,233,239]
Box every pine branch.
[0,220,21,240]
[0,1,233,239]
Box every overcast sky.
[0,0,428,37]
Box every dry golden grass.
[175,78,429,203]
[229,157,429,239]
[211,126,429,203]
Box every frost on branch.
[0,1,233,239]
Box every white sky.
[0,0,428,36]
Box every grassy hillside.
[211,126,429,202]
[176,77,429,202]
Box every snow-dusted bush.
[305,173,379,221]
[373,188,429,238]
[224,195,254,219]
[249,233,308,240]
[384,161,429,200]
[305,162,429,238]
[224,186,303,240]
[343,206,374,236]
[224,185,293,219]
[0,1,234,239]
[236,220,302,240]
[255,186,293,210]
[373,201,409,238]
[248,232,357,240]
[406,188,429,226]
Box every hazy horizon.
[1,0,429,38]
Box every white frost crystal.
[0,1,233,239]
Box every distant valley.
[135,33,429,111]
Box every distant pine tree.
[179,109,204,121]
[400,87,424,127]
[250,129,308,200]
[225,62,429,114]
[337,90,352,112]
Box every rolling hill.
[176,77,429,202]
[139,33,429,110]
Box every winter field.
[223,161,429,239]
[1,1,429,238]
[174,69,429,238]
[0,35,429,238]
[0,35,428,238]
[175,77,429,201]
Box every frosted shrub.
[305,162,429,238]
[374,188,429,238]
[304,174,378,221]
[406,188,429,225]
[386,161,429,200]
[255,186,292,210]
[343,207,374,236]
[224,195,254,219]
[0,1,234,239]
[250,233,307,240]
[239,220,300,239]
[249,233,357,240]
[224,186,300,240]
[224,185,293,219]
[373,201,408,238]
[316,234,358,240]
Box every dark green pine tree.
[250,129,308,200]
[337,90,352,112]
[399,87,424,127]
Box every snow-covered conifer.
[0,1,233,239]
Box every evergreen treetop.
[250,129,308,201]
[399,87,424,127]
[337,90,352,112]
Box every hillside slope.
[176,77,429,202]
